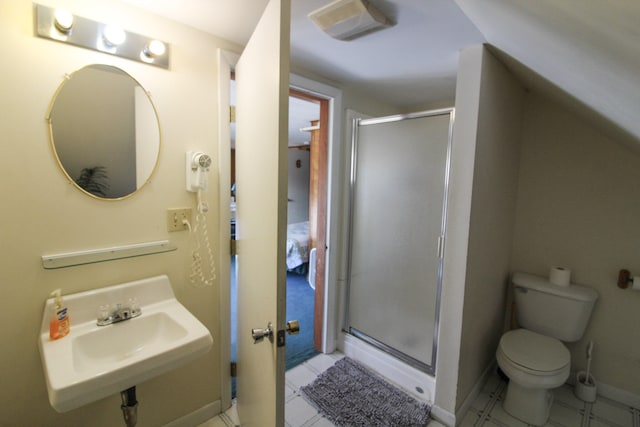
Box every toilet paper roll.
[549,266,571,286]
[632,277,640,291]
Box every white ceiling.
[122,0,485,108]
[123,0,640,144]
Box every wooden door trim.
[290,89,328,352]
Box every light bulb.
[103,25,126,46]
[54,9,73,34]
[147,40,166,56]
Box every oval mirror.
[47,64,161,199]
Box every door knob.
[251,322,273,343]
[286,320,300,335]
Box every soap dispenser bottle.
[49,289,70,340]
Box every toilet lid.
[500,329,570,372]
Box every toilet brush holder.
[575,371,597,402]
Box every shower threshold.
[341,332,435,403]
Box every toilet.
[496,272,599,425]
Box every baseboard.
[454,361,497,426]
[431,404,456,427]
[163,400,221,427]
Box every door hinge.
[230,105,236,123]
[230,362,237,377]
[230,239,237,256]
[437,236,444,258]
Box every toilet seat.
[498,329,570,375]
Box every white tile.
[224,401,240,426]
[196,416,228,427]
[285,395,320,427]
[286,364,319,390]
[591,398,634,426]
[554,384,588,410]
[309,417,337,426]
[327,352,344,361]
[459,408,482,427]
[285,382,297,401]
[484,420,509,427]
[589,418,616,427]
[470,391,493,412]
[221,352,639,427]
[482,372,504,394]
[305,353,342,375]
[487,402,529,427]
[548,401,584,426]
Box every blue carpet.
[230,258,317,387]
[285,269,319,370]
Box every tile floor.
[460,370,640,427]
[200,353,639,427]
[199,352,444,427]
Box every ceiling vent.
[308,0,394,41]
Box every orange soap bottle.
[49,289,70,340]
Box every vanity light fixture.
[34,4,170,69]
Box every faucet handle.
[98,304,111,322]
[128,297,141,315]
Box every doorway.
[217,48,343,411]
[229,82,331,380]
[288,89,330,355]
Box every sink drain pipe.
[120,386,138,427]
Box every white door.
[235,0,290,425]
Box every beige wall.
[511,91,640,395]
[437,45,525,414]
[455,46,525,409]
[435,44,484,417]
[0,2,239,425]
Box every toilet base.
[503,380,554,426]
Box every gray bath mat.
[300,357,431,426]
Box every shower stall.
[344,108,454,378]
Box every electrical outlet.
[167,208,192,232]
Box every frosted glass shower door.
[347,110,452,373]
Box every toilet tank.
[513,272,599,342]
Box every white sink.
[38,275,213,412]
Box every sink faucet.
[97,299,141,326]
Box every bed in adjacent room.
[286,221,310,272]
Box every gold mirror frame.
[46,64,161,200]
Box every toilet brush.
[585,341,593,385]
[575,341,597,402]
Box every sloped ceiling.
[455,0,640,144]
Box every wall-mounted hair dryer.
[185,150,216,287]
[186,151,212,192]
